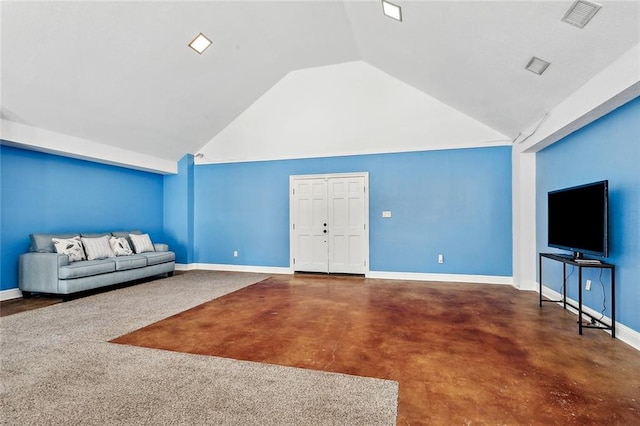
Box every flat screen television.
[547,180,608,259]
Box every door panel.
[328,176,365,274]
[293,179,328,272]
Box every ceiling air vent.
[525,57,551,75]
[562,0,601,28]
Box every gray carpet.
[0,271,398,425]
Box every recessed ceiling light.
[382,0,402,22]
[525,57,551,75]
[562,0,601,28]
[189,33,212,54]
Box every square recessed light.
[525,56,551,75]
[382,0,402,22]
[189,33,212,54]
[562,0,601,28]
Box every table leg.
[578,266,583,335]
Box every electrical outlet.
[233,251,238,257]
[438,254,444,264]
[585,279,592,291]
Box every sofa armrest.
[153,243,169,252]
[19,252,69,293]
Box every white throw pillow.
[81,236,115,260]
[109,236,133,256]
[52,236,86,262]
[129,233,155,254]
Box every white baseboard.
[0,288,23,301]
[541,285,640,352]
[366,270,513,286]
[513,280,539,292]
[175,263,292,275]
[176,265,513,286]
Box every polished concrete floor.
[111,273,640,425]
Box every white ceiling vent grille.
[525,57,551,75]
[562,0,602,28]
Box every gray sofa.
[19,231,175,300]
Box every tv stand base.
[539,253,615,338]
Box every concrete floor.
[111,273,640,425]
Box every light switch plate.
[382,211,392,218]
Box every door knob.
[323,230,327,233]
[324,223,327,226]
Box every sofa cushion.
[110,237,133,256]
[114,255,147,271]
[80,232,111,239]
[81,236,115,260]
[153,243,169,252]
[52,236,86,262]
[130,233,155,254]
[30,233,78,253]
[141,251,175,265]
[111,231,142,238]
[59,259,116,279]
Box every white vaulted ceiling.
[1,1,639,172]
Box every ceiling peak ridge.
[197,60,511,164]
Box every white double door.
[291,173,368,274]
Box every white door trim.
[290,172,369,275]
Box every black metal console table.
[539,253,615,338]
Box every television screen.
[547,180,608,258]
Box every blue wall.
[0,145,165,291]
[163,154,194,264]
[194,146,513,276]
[1,144,513,292]
[537,96,640,332]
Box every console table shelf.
[539,253,615,338]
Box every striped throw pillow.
[129,233,155,254]
[81,236,115,260]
